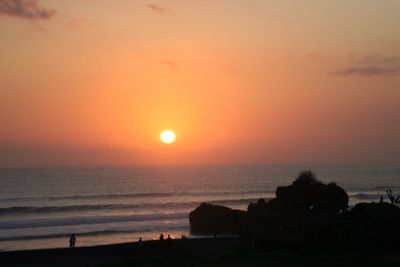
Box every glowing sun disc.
[160,130,176,144]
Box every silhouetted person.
[380,195,384,203]
[138,237,143,248]
[159,233,164,241]
[181,234,186,239]
[166,234,172,249]
[69,234,76,248]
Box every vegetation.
[386,189,400,206]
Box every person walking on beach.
[138,237,143,248]
[166,234,172,249]
[69,234,76,248]
[159,233,164,241]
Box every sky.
[0,0,400,166]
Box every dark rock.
[248,170,348,219]
[188,171,400,253]
[350,202,400,221]
[189,203,246,234]
[306,202,400,252]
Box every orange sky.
[1,0,400,166]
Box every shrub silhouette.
[386,189,400,206]
[292,170,320,187]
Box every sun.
[160,130,176,144]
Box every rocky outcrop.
[188,171,400,252]
[350,202,400,220]
[190,171,349,234]
[189,203,246,234]
[248,170,348,218]
[306,202,400,252]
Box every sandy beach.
[2,237,400,267]
[0,237,240,267]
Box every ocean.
[0,164,399,251]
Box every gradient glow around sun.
[160,130,176,144]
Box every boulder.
[189,203,246,234]
[248,171,348,218]
[188,171,400,252]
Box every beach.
[2,237,400,267]
[0,237,239,267]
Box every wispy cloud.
[353,53,400,67]
[333,53,400,77]
[0,0,55,20]
[67,17,86,29]
[306,53,322,59]
[159,59,176,68]
[147,4,168,14]
[333,66,400,77]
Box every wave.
[345,186,399,193]
[0,212,188,230]
[0,225,188,242]
[0,192,390,216]
[349,192,385,200]
[0,190,272,202]
[0,197,264,216]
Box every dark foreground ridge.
[190,171,400,252]
[3,237,400,267]
[0,238,239,267]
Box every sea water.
[0,164,399,251]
